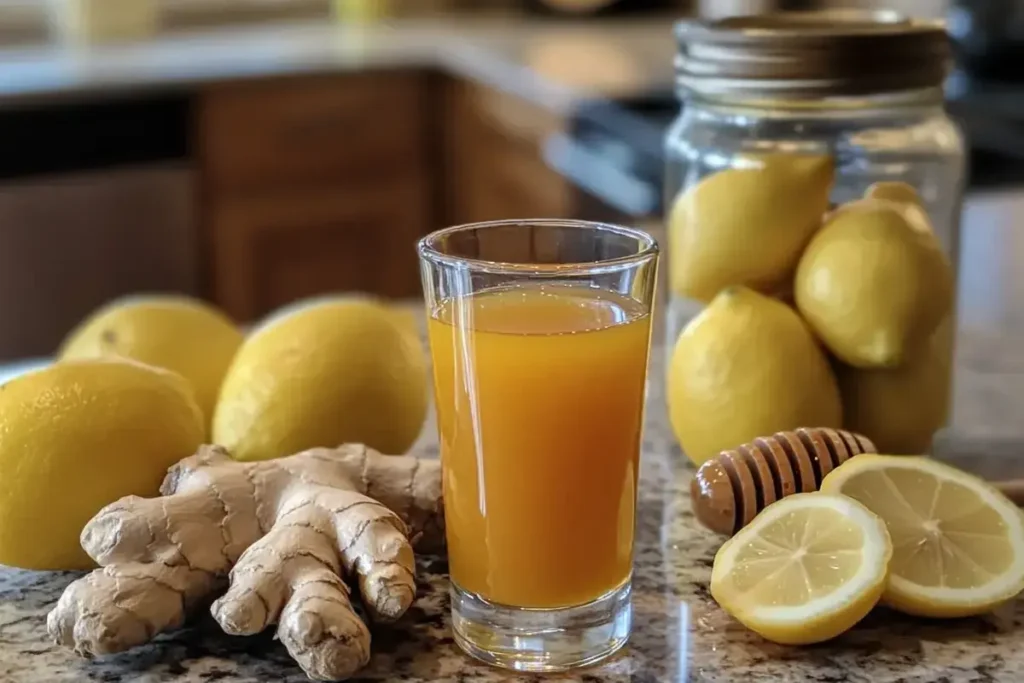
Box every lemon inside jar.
[663,14,964,461]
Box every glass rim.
[417,218,659,276]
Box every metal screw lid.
[675,11,951,100]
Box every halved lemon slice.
[821,455,1024,618]
[710,493,892,645]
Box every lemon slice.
[821,455,1024,618]
[710,493,892,645]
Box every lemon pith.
[821,455,1024,618]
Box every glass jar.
[664,12,966,458]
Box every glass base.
[450,580,632,672]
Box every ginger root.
[47,444,443,681]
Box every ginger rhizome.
[47,444,443,681]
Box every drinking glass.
[418,219,658,671]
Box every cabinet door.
[199,73,426,194]
[209,176,429,323]
[446,80,571,225]
[0,165,197,360]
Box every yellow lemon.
[668,153,834,303]
[60,295,244,433]
[865,180,924,206]
[667,286,842,465]
[795,196,954,368]
[255,293,419,339]
[838,319,953,454]
[821,455,1024,618]
[711,493,892,645]
[0,359,205,570]
[213,298,428,462]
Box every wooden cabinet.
[0,165,197,360]
[199,74,425,194]
[446,80,572,225]
[199,72,434,321]
[199,71,576,321]
[209,175,429,323]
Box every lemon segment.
[821,455,1024,618]
[711,493,892,645]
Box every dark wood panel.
[208,175,429,322]
[0,165,198,359]
[199,72,427,193]
[445,79,571,226]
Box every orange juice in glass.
[419,220,658,671]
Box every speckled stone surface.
[2,341,1024,682]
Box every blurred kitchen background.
[1,0,1024,440]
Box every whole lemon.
[838,319,954,454]
[254,293,419,339]
[60,295,244,432]
[667,287,842,465]
[0,359,205,570]
[865,180,924,206]
[213,298,428,462]
[668,153,834,303]
[795,197,954,368]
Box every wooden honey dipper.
[691,427,1024,536]
[691,427,874,536]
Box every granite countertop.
[1,14,1023,683]
[3,197,1024,681]
[2,329,1024,682]
[0,16,678,111]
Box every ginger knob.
[48,444,444,681]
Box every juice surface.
[427,283,652,608]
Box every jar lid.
[675,11,951,100]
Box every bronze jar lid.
[675,10,951,100]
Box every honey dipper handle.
[993,479,1024,507]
